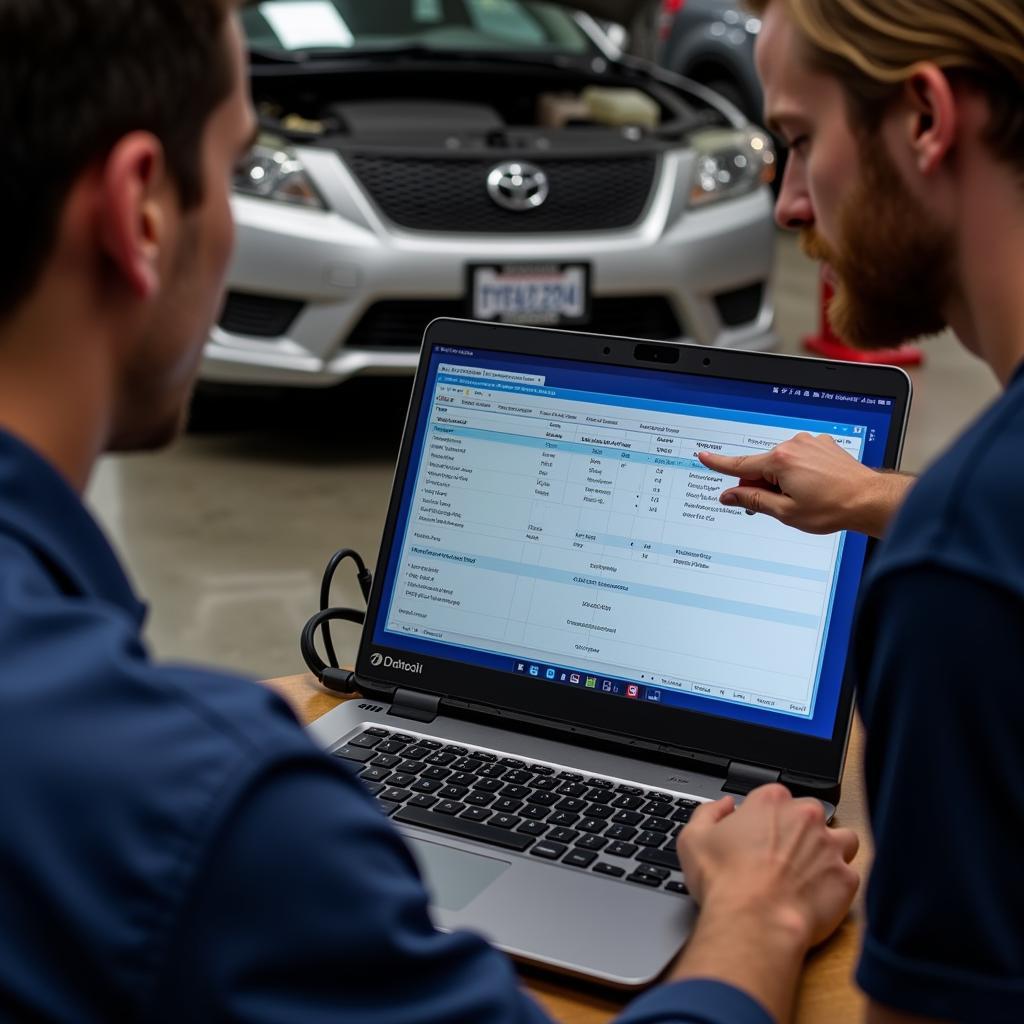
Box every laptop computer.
[311,318,911,988]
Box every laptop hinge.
[724,760,782,796]
[388,688,441,724]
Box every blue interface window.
[373,346,895,739]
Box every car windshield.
[243,0,595,57]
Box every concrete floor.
[86,231,1001,680]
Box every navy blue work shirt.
[852,362,1024,1021]
[0,428,770,1024]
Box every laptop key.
[397,760,426,775]
[626,873,662,887]
[531,777,559,791]
[435,800,465,816]
[402,745,430,760]
[460,806,492,822]
[520,804,550,821]
[606,824,637,841]
[490,814,522,830]
[557,771,583,782]
[438,785,469,800]
[558,782,589,798]
[387,772,415,788]
[583,803,613,819]
[643,817,673,834]
[548,827,579,844]
[449,772,476,787]
[575,834,608,851]
[380,787,412,803]
[394,806,533,851]
[636,831,665,848]
[530,765,555,776]
[555,797,587,813]
[616,785,644,796]
[587,778,614,790]
[593,862,625,878]
[369,754,402,769]
[348,733,382,749]
[499,758,526,769]
[360,766,391,784]
[527,791,559,806]
[493,798,523,814]
[426,751,457,766]
[443,745,468,756]
[419,740,443,750]
[503,770,533,785]
[635,864,670,881]
[362,782,385,797]
[585,789,614,805]
[452,758,482,773]
[637,847,681,871]
[563,849,597,868]
[421,766,450,782]
[364,727,389,737]
[332,745,375,764]
[375,739,407,754]
[464,791,495,807]
[473,752,498,763]
[666,880,690,895]
[517,820,549,837]
[500,785,530,801]
[408,793,439,809]
[530,841,567,860]
[379,800,402,817]
[411,778,443,794]
[606,841,638,858]
[672,806,696,824]
[549,811,579,828]
[472,778,503,793]
[611,810,644,827]
[611,794,645,810]
[577,818,607,834]
[392,733,415,743]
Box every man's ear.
[97,132,171,301]
[900,64,957,176]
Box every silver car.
[205,0,778,389]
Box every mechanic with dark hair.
[0,2,854,1021]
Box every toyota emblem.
[486,161,549,212]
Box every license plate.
[469,263,590,325]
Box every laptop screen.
[371,342,898,741]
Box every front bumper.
[203,148,778,388]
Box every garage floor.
[86,232,1001,680]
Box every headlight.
[688,127,776,208]
[233,136,325,209]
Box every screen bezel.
[356,319,911,783]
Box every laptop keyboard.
[333,725,700,895]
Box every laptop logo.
[369,652,423,675]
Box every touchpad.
[407,837,510,911]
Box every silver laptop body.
[311,319,911,988]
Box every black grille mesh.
[219,292,304,338]
[347,298,683,349]
[346,155,657,233]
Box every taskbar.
[511,658,812,719]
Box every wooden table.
[266,674,870,1024]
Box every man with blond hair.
[690,0,1024,1020]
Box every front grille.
[347,297,683,350]
[714,282,764,327]
[219,291,304,338]
[346,155,658,233]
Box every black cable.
[301,607,366,693]
[318,548,372,670]
[300,548,372,693]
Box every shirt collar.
[0,429,146,627]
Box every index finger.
[698,449,776,482]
